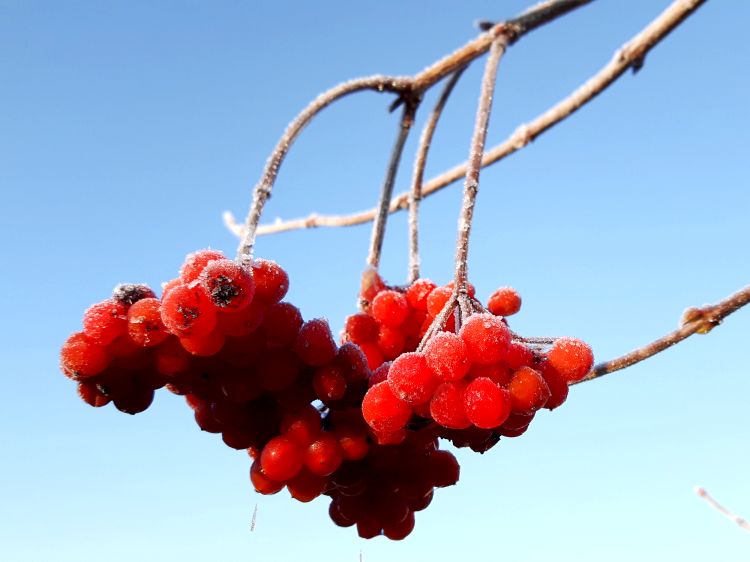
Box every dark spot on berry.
[113,283,156,305]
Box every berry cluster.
[60,251,461,540]
[352,274,593,452]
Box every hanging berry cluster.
[60,251,592,540]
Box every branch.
[408,68,466,283]
[694,487,750,534]
[577,284,750,383]
[366,99,419,269]
[250,0,706,237]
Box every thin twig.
[454,37,506,291]
[234,75,413,263]
[694,487,750,534]
[249,0,706,237]
[577,284,750,383]
[366,99,420,269]
[408,68,466,283]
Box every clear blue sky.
[2,1,749,560]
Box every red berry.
[387,352,438,406]
[60,332,111,379]
[286,470,327,503]
[216,300,266,337]
[505,341,535,370]
[371,290,409,327]
[262,302,303,349]
[281,405,322,447]
[467,362,512,386]
[305,432,344,476]
[250,459,284,495]
[293,319,337,366]
[252,259,289,303]
[179,330,225,357]
[153,336,193,376]
[546,337,594,383]
[180,249,225,283]
[430,381,471,429]
[336,342,371,383]
[200,259,255,310]
[362,382,412,434]
[369,361,390,387]
[377,325,405,360]
[77,381,111,407]
[538,360,569,410]
[426,286,452,318]
[359,267,385,308]
[423,332,470,381]
[336,426,370,461]
[260,436,304,482]
[343,313,379,344]
[161,284,217,337]
[313,364,347,403]
[112,283,156,306]
[463,377,511,429]
[428,449,461,487]
[358,341,384,370]
[459,313,510,365]
[509,366,551,413]
[406,279,437,311]
[382,511,415,540]
[126,298,169,347]
[82,300,128,345]
[487,287,522,316]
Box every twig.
[578,284,750,383]
[453,37,506,291]
[249,0,706,237]
[366,99,420,269]
[694,487,750,534]
[234,75,413,263]
[408,68,466,283]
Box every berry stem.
[366,97,420,269]
[417,291,459,351]
[453,36,507,291]
[235,75,413,264]
[407,67,467,283]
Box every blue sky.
[2,1,749,560]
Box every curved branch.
[249,0,706,237]
[577,284,750,383]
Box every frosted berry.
[82,300,128,345]
[546,337,594,383]
[487,287,522,316]
[459,313,510,365]
[508,366,551,413]
[430,381,471,429]
[463,377,512,429]
[423,332,470,381]
[406,278,437,311]
[371,290,409,327]
[293,319,337,366]
[112,283,156,305]
[252,259,289,303]
[127,298,169,347]
[387,352,438,405]
[362,382,412,434]
[180,249,225,283]
[200,259,255,310]
[161,284,217,337]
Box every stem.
[408,67,466,283]
[695,487,750,534]
[454,37,507,290]
[248,0,706,238]
[366,98,419,269]
[235,75,412,263]
[577,284,750,383]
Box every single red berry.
[82,300,128,345]
[335,426,370,461]
[313,363,347,403]
[250,459,284,495]
[281,405,322,446]
[153,336,193,376]
[501,410,535,431]
[293,318,337,366]
[112,283,156,306]
[487,286,522,316]
[179,330,225,357]
[60,332,111,379]
[305,432,344,476]
[369,361,390,387]
[387,352,438,405]
[423,332,470,381]
[126,298,169,347]
[382,511,415,540]
[260,436,305,482]
[428,449,461,487]
[546,337,594,383]
[358,341,384,370]
[463,377,512,429]
[377,325,405,360]
[329,500,356,528]
[430,381,471,429]
[161,284,217,337]
[509,366,551,413]
[262,302,303,349]
[361,382,412,434]
[343,313,379,344]
[359,267,385,309]
[200,259,255,310]
[426,286,453,318]
[371,290,409,327]
[406,278,438,311]
[505,341,535,370]
[180,249,225,283]
[467,362,512,386]
[252,259,289,303]
[459,313,510,365]
[538,360,570,410]
[336,342,371,383]
[77,381,111,407]
[286,469,327,503]
[216,300,266,337]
